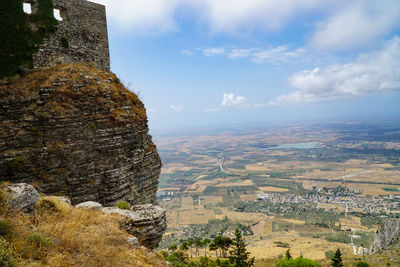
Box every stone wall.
[0,64,160,206]
[26,0,110,70]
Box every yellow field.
[259,186,289,192]
[245,164,271,172]
[178,208,216,224]
[246,233,353,260]
[215,179,254,187]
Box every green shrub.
[356,262,369,267]
[26,231,53,249]
[115,201,131,210]
[60,36,69,48]
[0,0,58,79]
[25,231,53,260]
[0,220,14,241]
[274,256,320,267]
[325,250,335,259]
[0,237,18,267]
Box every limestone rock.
[127,236,139,246]
[76,201,103,210]
[5,183,40,213]
[102,204,167,249]
[0,64,162,206]
[370,220,400,254]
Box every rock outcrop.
[370,220,400,254]
[102,204,167,249]
[5,183,40,213]
[0,64,162,206]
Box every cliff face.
[0,64,161,206]
[370,220,400,254]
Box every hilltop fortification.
[0,0,110,79]
[29,0,110,70]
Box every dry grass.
[258,186,289,192]
[1,195,166,267]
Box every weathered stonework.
[26,0,110,70]
[0,64,161,206]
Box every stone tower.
[24,0,110,70]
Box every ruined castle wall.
[28,0,110,70]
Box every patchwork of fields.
[155,122,400,260]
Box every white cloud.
[170,104,183,112]
[222,93,247,107]
[91,1,400,50]
[180,50,193,56]
[310,0,400,50]
[252,46,306,63]
[228,49,253,59]
[269,36,400,106]
[203,47,226,56]
[200,45,305,63]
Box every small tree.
[331,249,343,267]
[202,238,211,256]
[180,242,189,252]
[285,249,292,260]
[187,239,193,258]
[194,237,202,257]
[209,242,218,257]
[168,243,177,252]
[229,229,254,267]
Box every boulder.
[5,183,40,213]
[102,204,167,249]
[76,201,103,210]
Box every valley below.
[154,121,400,263]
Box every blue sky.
[91,0,400,132]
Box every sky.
[90,0,400,132]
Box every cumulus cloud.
[222,93,247,107]
[204,93,247,112]
[310,0,400,50]
[170,104,183,112]
[269,36,400,106]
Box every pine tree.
[331,248,343,267]
[229,229,255,267]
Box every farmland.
[154,121,400,260]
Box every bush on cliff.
[116,201,131,210]
[35,196,72,217]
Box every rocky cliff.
[370,220,400,254]
[0,63,161,206]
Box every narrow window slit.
[23,3,32,14]
[54,9,63,21]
